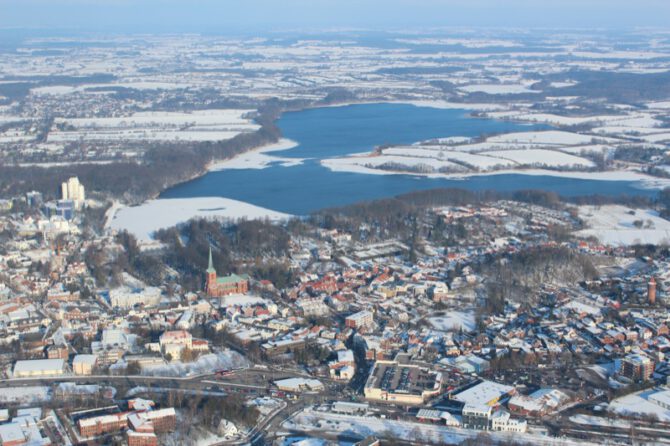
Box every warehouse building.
[13,358,67,378]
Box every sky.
[1,0,670,33]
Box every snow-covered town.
[3,4,670,445]
[2,170,670,445]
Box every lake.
[161,103,658,215]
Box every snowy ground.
[248,396,284,417]
[283,409,598,445]
[323,155,670,189]
[479,148,594,168]
[427,310,476,332]
[608,389,670,422]
[575,205,670,246]
[107,197,292,242]
[141,351,250,377]
[569,414,631,429]
[319,129,660,181]
[48,109,259,143]
[208,138,304,170]
[0,386,51,404]
[457,83,539,95]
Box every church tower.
[205,246,217,293]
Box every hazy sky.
[1,0,670,32]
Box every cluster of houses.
[3,183,670,443]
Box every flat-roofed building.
[274,378,324,392]
[649,389,670,410]
[140,408,176,433]
[13,358,66,378]
[78,413,128,437]
[0,423,26,446]
[462,404,493,430]
[345,310,374,330]
[73,354,97,375]
[364,360,442,405]
[450,380,516,408]
[159,330,193,358]
[128,431,158,446]
[620,353,654,382]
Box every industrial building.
[13,358,67,378]
[364,359,442,405]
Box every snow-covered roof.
[13,359,65,374]
[452,380,515,406]
[73,354,97,365]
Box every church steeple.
[207,246,216,274]
[205,246,217,295]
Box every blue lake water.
[161,103,658,214]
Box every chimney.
[648,277,657,305]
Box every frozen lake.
[162,102,657,215]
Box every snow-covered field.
[458,83,539,95]
[248,397,283,416]
[0,386,51,404]
[107,197,291,242]
[323,156,670,188]
[318,119,670,189]
[569,414,631,429]
[480,149,594,168]
[48,109,259,143]
[486,130,604,146]
[608,389,670,422]
[575,205,670,246]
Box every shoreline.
[106,196,292,243]
[320,157,670,190]
[206,138,301,171]
[152,98,509,201]
[300,98,506,112]
[107,99,667,241]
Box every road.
[0,368,640,446]
[0,367,349,446]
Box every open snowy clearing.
[486,130,609,146]
[107,197,291,242]
[0,386,51,404]
[382,146,518,170]
[55,109,257,128]
[575,205,670,246]
[480,149,594,168]
[48,109,260,143]
[322,155,670,188]
[457,83,539,95]
[608,389,670,422]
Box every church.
[205,247,249,297]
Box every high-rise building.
[620,354,654,382]
[61,177,86,209]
